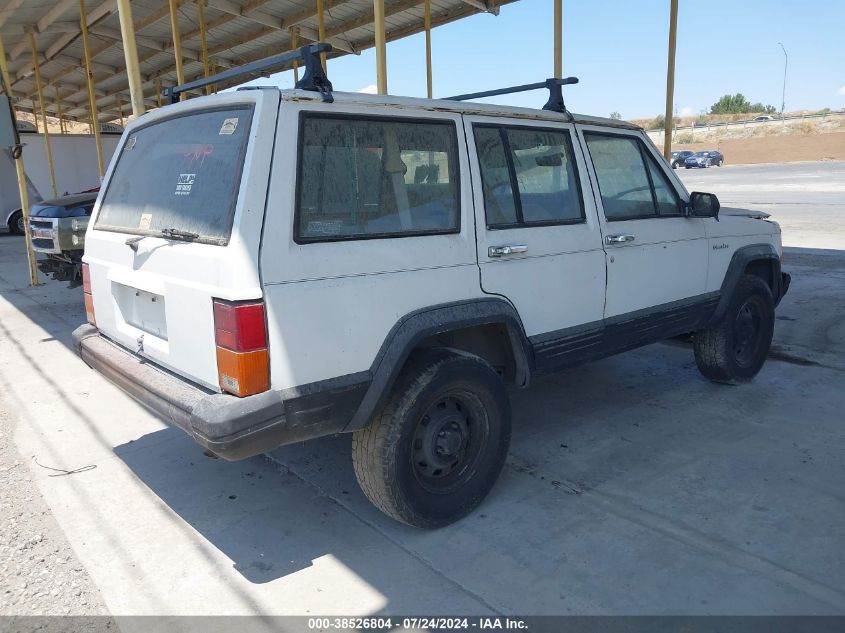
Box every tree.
[710,93,752,114]
[609,111,622,120]
[711,93,777,115]
[651,114,665,130]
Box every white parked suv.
[73,50,789,527]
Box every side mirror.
[688,191,720,219]
[0,93,21,154]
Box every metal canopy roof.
[1,0,514,123]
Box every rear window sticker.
[138,213,152,230]
[175,173,196,196]
[124,136,137,150]
[219,118,239,135]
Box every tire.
[352,348,511,528]
[694,274,775,384]
[7,211,24,235]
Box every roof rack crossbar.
[445,77,579,114]
[165,43,334,104]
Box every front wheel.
[7,211,24,235]
[352,348,511,528]
[694,275,775,384]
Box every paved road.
[678,161,845,250]
[0,161,844,617]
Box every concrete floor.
[0,162,844,615]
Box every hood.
[30,192,98,218]
[720,206,771,220]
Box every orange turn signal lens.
[82,263,95,325]
[83,293,96,326]
[216,347,269,397]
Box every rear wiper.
[160,228,199,241]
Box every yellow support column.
[374,0,387,95]
[0,34,39,286]
[663,0,679,159]
[169,0,186,98]
[54,85,65,134]
[80,0,105,178]
[196,0,211,95]
[28,32,57,198]
[290,27,299,83]
[117,94,124,127]
[116,0,145,117]
[424,0,432,98]
[553,0,562,79]
[317,0,326,71]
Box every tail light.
[82,263,95,326]
[213,298,269,397]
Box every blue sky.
[241,0,845,119]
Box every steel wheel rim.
[411,390,488,494]
[733,298,763,367]
[16,215,24,233]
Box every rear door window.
[474,124,584,228]
[295,114,460,242]
[95,106,254,244]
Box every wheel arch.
[5,207,22,227]
[710,243,784,324]
[345,298,532,432]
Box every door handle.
[488,244,528,258]
[604,234,635,245]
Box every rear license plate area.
[113,282,167,339]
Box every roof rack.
[165,43,334,104]
[445,77,579,115]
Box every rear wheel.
[694,275,774,384]
[352,348,511,528]
[7,211,24,235]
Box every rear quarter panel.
[260,99,484,390]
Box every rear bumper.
[72,324,351,460]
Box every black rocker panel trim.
[531,292,721,373]
[344,297,533,431]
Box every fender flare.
[709,243,783,324]
[5,207,22,227]
[344,297,533,431]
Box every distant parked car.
[670,150,694,169]
[753,115,774,122]
[684,150,724,168]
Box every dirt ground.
[661,131,845,165]
[0,410,109,618]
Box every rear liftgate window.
[96,106,254,244]
[295,114,460,242]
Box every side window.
[583,134,654,220]
[474,125,584,229]
[584,133,681,220]
[646,157,681,216]
[295,114,460,242]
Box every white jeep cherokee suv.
[73,55,789,528]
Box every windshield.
[95,106,254,244]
